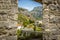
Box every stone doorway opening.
[18,0,43,40]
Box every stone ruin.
[0,0,18,28]
[0,0,18,40]
[42,0,60,40]
[0,0,60,40]
[35,0,60,40]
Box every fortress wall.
[42,0,60,40]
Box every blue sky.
[18,0,42,11]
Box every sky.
[18,0,42,11]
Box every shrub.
[36,27,42,31]
[17,29,22,37]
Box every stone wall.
[0,0,18,40]
[42,0,60,40]
[0,0,18,28]
[0,36,17,40]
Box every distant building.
[35,20,42,24]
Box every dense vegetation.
[17,7,43,40]
[18,13,35,27]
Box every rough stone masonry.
[0,0,18,40]
[42,0,60,40]
[0,0,18,28]
[0,0,60,40]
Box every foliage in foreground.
[17,13,43,40]
[17,29,43,40]
[18,13,34,27]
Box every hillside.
[30,6,42,20]
[18,6,42,20]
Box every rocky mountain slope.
[30,6,42,20]
[18,6,42,20]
